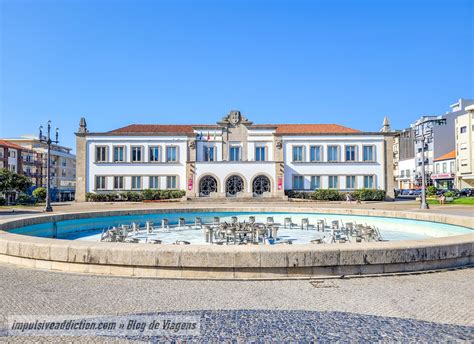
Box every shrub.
[351,189,386,201]
[85,190,185,202]
[312,189,342,201]
[16,193,35,204]
[142,189,155,201]
[427,186,437,196]
[444,191,455,198]
[32,187,47,202]
[0,196,5,205]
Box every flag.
[207,132,210,141]
[199,132,203,141]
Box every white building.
[432,151,456,189]
[75,111,395,201]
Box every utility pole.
[39,121,59,212]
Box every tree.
[32,187,47,202]
[0,168,32,203]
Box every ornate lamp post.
[412,116,446,210]
[39,121,59,212]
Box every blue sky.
[1,0,473,152]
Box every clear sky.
[1,0,473,152]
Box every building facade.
[4,136,76,201]
[432,150,456,189]
[455,104,474,189]
[393,128,416,189]
[76,111,395,201]
[411,98,474,187]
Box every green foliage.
[0,168,32,194]
[444,191,455,198]
[351,189,386,201]
[32,187,47,201]
[286,188,386,201]
[85,189,185,202]
[427,186,437,196]
[16,193,35,204]
[312,189,342,201]
[0,196,5,206]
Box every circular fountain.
[0,206,472,279]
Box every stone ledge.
[0,207,472,279]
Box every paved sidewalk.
[0,264,472,341]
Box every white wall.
[86,136,188,192]
[282,135,386,190]
[195,162,276,193]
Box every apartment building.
[455,104,474,189]
[4,136,76,201]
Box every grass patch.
[427,197,474,205]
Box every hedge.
[85,189,186,202]
[285,189,386,201]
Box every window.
[229,146,241,161]
[345,146,356,161]
[401,170,405,177]
[328,176,339,189]
[149,176,159,189]
[113,176,124,189]
[95,176,106,190]
[166,176,177,189]
[204,145,215,162]
[310,146,322,162]
[406,169,411,177]
[113,146,125,162]
[363,146,374,161]
[346,175,356,189]
[364,175,374,189]
[450,161,454,172]
[293,146,304,162]
[293,175,304,190]
[95,146,107,162]
[149,147,160,162]
[310,176,320,190]
[8,150,16,158]
[166,146,178,162]
[131,146,142,162]
[460,126,467,133]
[327,146,339,162]
[442,162,447,173]
[255,146,265,161]
[436,164,440,173]
[131,176,141,189]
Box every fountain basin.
[0,207,472,279]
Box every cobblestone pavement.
[0,264,473,342]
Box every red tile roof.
[434,150,456,161]
[274,124,360,134]
[0,140,24,150]
[109,123,360,135]
[109,125,197,134]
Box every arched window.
[199,176,218,197]
[252,175,271,196]
[225,175,244,197]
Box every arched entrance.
[252,175,271,196]
[225,175,244,197]
[199,175,218,197]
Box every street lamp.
[412,116,446,209]
[39,120,59,212]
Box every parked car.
[460,188,474,197]
[412,189,422,196]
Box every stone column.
[75,133,87,202]
[384,135,395,200]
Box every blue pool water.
[7,211,472,244]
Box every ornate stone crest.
[217,110,253,126]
